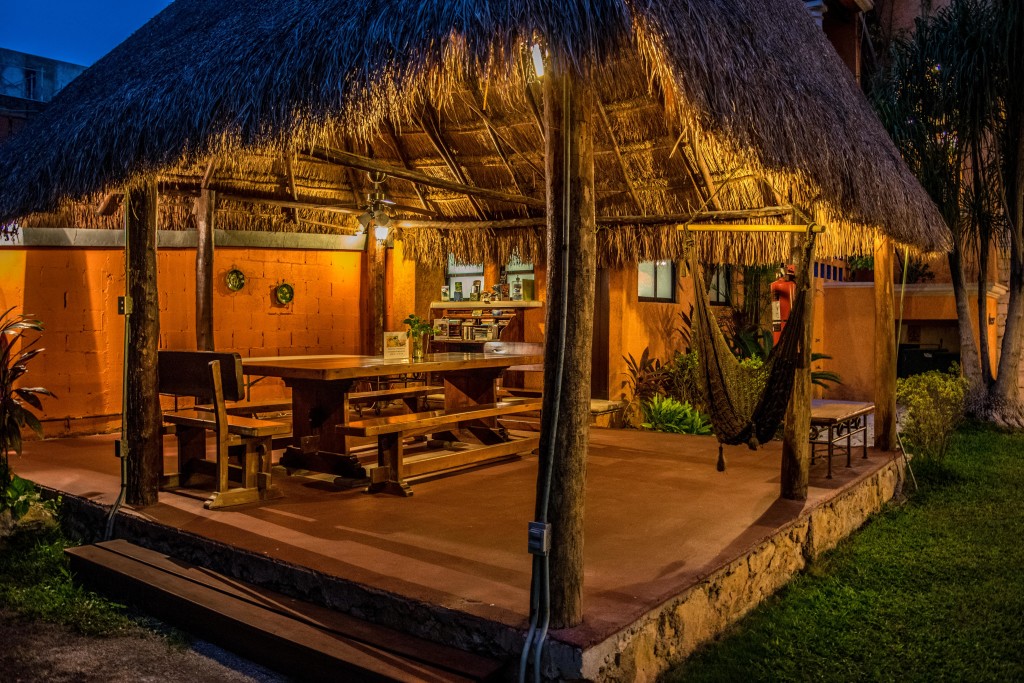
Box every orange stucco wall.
[1,246,362,436]
[821,282,1000,402]
[604,263,695,401]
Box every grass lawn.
[0,525,132,636]
[664,425,1024,682]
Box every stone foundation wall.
[578,457,904,682]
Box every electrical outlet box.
[117,296,132,315]
[527,521,551,556]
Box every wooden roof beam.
[395,206,794,230]
[417,105,487,220]
[303,146,545,209]
[596,99,645,214]
[460,94,543,177]
[381,121,435,213]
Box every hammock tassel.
[717,444,726,472]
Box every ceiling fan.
[356,171,433,231]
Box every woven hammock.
[685,231,817,470]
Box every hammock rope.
[684,228,817,470]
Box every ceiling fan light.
[374,225,390,242]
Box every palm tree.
[872,0,1024,427]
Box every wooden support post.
[361,235,385,355]
[537,65,596,628]
[194,189,215,351]
[781,231,815,500]
[874,235,898,450]
[126,179,162,506]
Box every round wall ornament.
[225,269,246,291]
[274,282,294,305]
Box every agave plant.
[0,308,54,485]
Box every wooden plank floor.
[21,429,894,650]
[67,540,501,682]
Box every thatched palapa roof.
[0,0,949,265]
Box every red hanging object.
[770,265,797,346]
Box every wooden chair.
[159,351,289,509]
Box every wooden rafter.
[690,130,726,211]
[596,99,644,214]
[302,146,545,209]
[417,105,487,220]
[381,122,434,213]
[524,83,546,142]
[460,94,543,177]
[465,90,527,199]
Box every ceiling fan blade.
[387,203,436,217]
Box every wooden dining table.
[242,351,545,476]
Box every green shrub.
[640,395,712,435]
[664,351,705,414]
[896,365,968,461]
[622,348,666,427]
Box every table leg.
[280,378,365,477]
[442,367,505,441]
[827,425,834,479]
[846,422,853,468]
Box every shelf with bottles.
[429,300,541,351]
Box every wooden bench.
[483,341,544,398]
[348,383,444,416]
[810,400,874,479]
[339,399,543,496]
[159,351,290,509]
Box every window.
[638,260,675,302]
[22,69,38,101]
[708,265,731,305]
[446,256,483,299]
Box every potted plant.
[0,308,54,496]
[402,314,437,362]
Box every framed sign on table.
[383,330,409,360]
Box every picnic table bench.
[158,351,289,509]
[810,399,874,479]
[339,398,543,496]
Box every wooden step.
[66,540,502,683]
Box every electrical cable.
[104,195,131,540]
[894,246,918,491]
[519,72,573,683]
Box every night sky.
[0,1,173,66]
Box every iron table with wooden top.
[810,399,874,478]
[242,351,545,479]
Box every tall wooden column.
[781,233,815,500]
[194,189,215,351]
[873,235,898,450]
[537,66,596,628]
[126,179,162,506]
[361,234,385,355]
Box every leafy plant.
[3,474,47,519]
[402,313,437,336]
[664,351,706,414]
[846,254,874,276]
[622,347,666,427]
[0,308,54,491]
[811,353,843,390]
[896,365,969,461]
[640,395,712,435]
[674,306,694,353]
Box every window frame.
[637,260,677,304]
